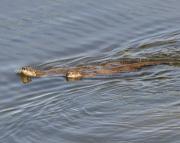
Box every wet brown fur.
[19,59,171,81]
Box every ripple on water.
[2,41,180,143]
[1,0,180,142]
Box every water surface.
[1,0,180,143]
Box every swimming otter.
[18,58,177,83]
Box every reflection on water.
[1,0,180,143]
[19,73,32,84]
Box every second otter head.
[66,70,82,80]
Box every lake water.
[1,0,180,143]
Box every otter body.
[18,58,176,83]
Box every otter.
[18,58,177,83]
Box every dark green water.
[1,0,180,142]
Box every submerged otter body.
[18,58,177,83]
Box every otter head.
[66,70,82,80]
[19,66,37,77]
